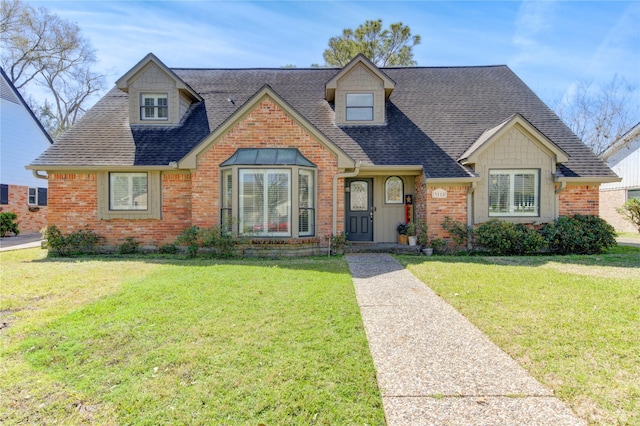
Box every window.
[346,93,373,121]
[629,189,640,200]
[109,173,148,210]
[385,176,404,204]
[221,169,233,231]
[28,188,37,205]
[1,184,8,205]
[489,169,539,216]
[298,169,315,237]
[239,169,291,236]
[140,93,168,120]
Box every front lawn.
[399,246,640,426]
[0,249,384,424]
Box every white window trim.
[140,93,168,121]
[109,172,149,211]
[28,187,37,205]
[489,169,539,217]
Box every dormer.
[325,54,395,126]
[116,53,202,125]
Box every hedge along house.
[27,53,619,252]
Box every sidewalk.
[346,253,585,426]
[0,233,43,252]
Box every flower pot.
[421,247,433,256]
[408,236,417,246]
[398,234,408,245]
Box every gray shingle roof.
[30,64,616,179]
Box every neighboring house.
[27,53,619,252]
[599,123,640,232]
[1,67,53,233]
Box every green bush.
[616,198,640,233]
[0,211,20,237]
[43,225,102,256]
[442,216,472,251]
[541,214,617,255]
[176,225,240,258]
[475,220,544,255]
[157,243,180,255]
[118,237,140,254]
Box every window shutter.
[37,188,48,206]
[0,184,8,205]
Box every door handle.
[369,209,374,222]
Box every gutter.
[332,161,361,236]
[32,170,48,180]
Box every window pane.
[110,173,148,210]
[489,170,538,216]
[299,170,315,236]
[141,94,168,120]
[28,187,37,205]
[346,108,373,121]
[350,181,368,211]
[239,169,290,236]
[628,189,640,200]
[385,177,403,204]
[346,94,373,107]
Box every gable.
[179,86,354,169]
[460,114,569,166]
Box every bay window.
[220,148,316,238]
[489,169,539,216]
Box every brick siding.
[424,184,469,240]
[558,185,599,216]
[0,184,47,233]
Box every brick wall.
[193,97,340,245]
[0,184,47,233]
[47,172,192,246]
[425,185,468,240]
[559,185,599,216]
[600,189,635,232]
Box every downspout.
[32,170,48,180]
[332,161,361,236]
[466,182,477,251]
[554,181,567,219]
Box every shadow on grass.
[397,244,640,269]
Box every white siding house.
[1,67,53,233]
[599,123,640,232]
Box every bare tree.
[323,19,421,67]
[554,75,639,157]
[0,0,105,139]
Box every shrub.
[541,214,617,255]
[429,238,447,254]
[475,220,544,255]
[616,198,640,233]
[118,237,140,254]
[325,232,348,255]
[176,226,200,258]
[157,243,180,255]
[200,225,239,258]
[0,212,20,237]
[442,216,472,251]
[43,225,102,256]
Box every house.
[599,123,640,232]
[1,67,53,234]
[27,53,619,253]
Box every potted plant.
[396,222,408,245]
[406,222,417,246]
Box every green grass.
[398,246,640,426]
[0,249,384,425]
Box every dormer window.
[140,93,168,120]
[346,93,374,121]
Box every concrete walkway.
[346,253,586,426]
[0,233,43,252]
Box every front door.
[346,178,373,241]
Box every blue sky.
[29,0,640,110]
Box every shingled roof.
[29,63,617,180]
